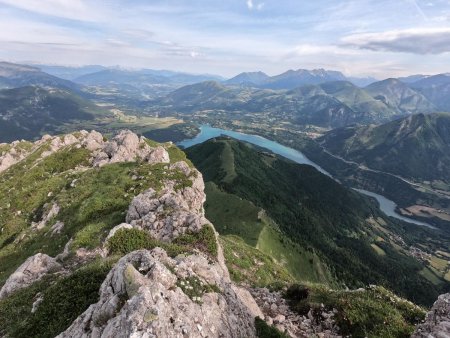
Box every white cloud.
[0,0,104,21]
[246,0,264,11]
[290,44,362,56]
[342,27,450,54]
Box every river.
[178,125,435,228]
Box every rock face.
[0,129,170,174]
[57,249,257,338]
[412,293,450,338]
[0,253,61,299]
[250,288,341,338]
[92,130,169,167]
[125,162,208,242]
[0,130,263,337]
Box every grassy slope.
[0,139,191,286]
[0,136,201,337]
[186,137,445,306]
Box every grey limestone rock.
[0,253,62,299]
[57,249,257,338]
[412,293,450,338]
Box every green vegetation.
[0,259,114,338]
[0,141,192,287]
[186,137,444,305]
[107,225,218,259]
[0,86,111,143]
[319,112,450,184]
[220,235,294,288]
[176,276,220,303]
[205,182,264,246]
[143,122,200,143]
[257,226,333,284]
[255,317,289,338]
[285,284,426,338]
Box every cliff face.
[0,130,261,337]
[412,293,450,337]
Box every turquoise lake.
[178,125,435,228]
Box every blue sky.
[1,0,450,78]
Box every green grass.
[420,266,443,285]
[220,235,294,288]
[255,317,289,338]
[204,182,264,246]
[0,258,114,338]
[0,142,193,287]
[285,284,426,338]
[257,226,334,285]
[370,243,386,256]
[186,137,444,306]
[107,225,218,259]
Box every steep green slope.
[0,86,111,142]
[186,137,445,305]
[319,112,450,184]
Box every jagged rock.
[91,130,169,167]
[0,253,62,299]
[57,249,257,338]
[125,166,208,242]
[250,288,341,338]
[32,203,60,230]
[412,293,450,338]
[0,130,171,175]
[81,130,104,151]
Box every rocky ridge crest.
[0,129,262,337]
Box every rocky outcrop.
[250,288,341,338]
[0,129,170,174]
[0,253,62,299]
[91,130,169,167]
[412,293,450,338]
[0,130,265,337]
[31,203,60,230]
[57,249,257,338]
[125,162,207,242]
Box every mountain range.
[225,68,377,89]
[0,86,110,142]
[318,112,450,184]
[154,78,439,127]
[0,62,79,92]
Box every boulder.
[0,253,61,299]
[57,249,257,338]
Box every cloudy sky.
[1,0,450,78]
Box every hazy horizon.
[1,0,450,78]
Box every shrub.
[255,317,289,338]
[0,260,113,338]
[107,225,218,259]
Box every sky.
[1,0,450,78]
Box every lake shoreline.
[178,124,436,229]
